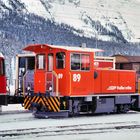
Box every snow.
[19,0,140,42]
[0,52,4,58]
[2,0,12,9]
[2,104,25,112]
[20,0,48,17]
[0,108,140,140]
[1,104,140,140]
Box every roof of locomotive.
[0,52,4,58]
[23,44,104,53]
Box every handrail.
[69,72,72,95]
[138,78,140,94]
[52,71,59,96]
[22,71,28,97]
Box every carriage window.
[27,57,35,70]
[37,54,45,69]
[56,52,65,69]
[81,54,90,70]
[48,54,53,71]
[71,54,80,70]
[0,59,5,75]
[71,53,90,71]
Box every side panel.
[94,70,136,94]
[101,70,119,93]
[70,71,94,96]
[119,71,136,93]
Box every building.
[114,54,140,92]
[114,55,140,73]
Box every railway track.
[0,120,140,139]
[0,111,140,139]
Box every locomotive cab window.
[56,52,65,69]
[81,54,90,70]
[48,53,53,71]
[71,54,80,70]
[71,53,90,71]
[27,57,35,70]
[0,59,5,75]
[36,54,45,69]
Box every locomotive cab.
[23,44,102,114]
[23,44,101,97]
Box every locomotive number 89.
[20,44,140,117]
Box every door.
[34,54,46,93]
[46,54,54,93]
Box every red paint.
[0,57,6,94]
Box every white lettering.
[73,74,81,82]
[58,73,63,79]
[107,86,132,91]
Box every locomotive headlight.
[27,84,31,91]
[49,86,52,91]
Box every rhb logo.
[107,86,132,91]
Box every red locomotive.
[20,44,140,117]
[0,52,7,106]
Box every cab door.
[46,53,54,93]
[34,54,46,94]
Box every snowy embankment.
[2,104,25,112]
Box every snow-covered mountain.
[0,0,140,83]
[1,0,140,43]
[3,0,140,42]
[0,0,140,57]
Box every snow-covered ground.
[0,105,140,140]
[2,104,25,112]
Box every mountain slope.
[19,0,140,42]
[0,0,140,83]
[0,0,139,55]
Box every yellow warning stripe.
[24,96,30,108]
[54,97,60,106]
[50,97,59,112]
[51,97,59,112]
[31,96,37,103]
[24,96,60,112]
[24,97,31,109]
[24,96,28,103]
[38,98,45,106]
[47,97,57,112]
[34,96,39,103]
[42,97,51,110]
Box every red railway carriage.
[22,44,138,117]
[0,53,7,105]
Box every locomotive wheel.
[117,104,130,113]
